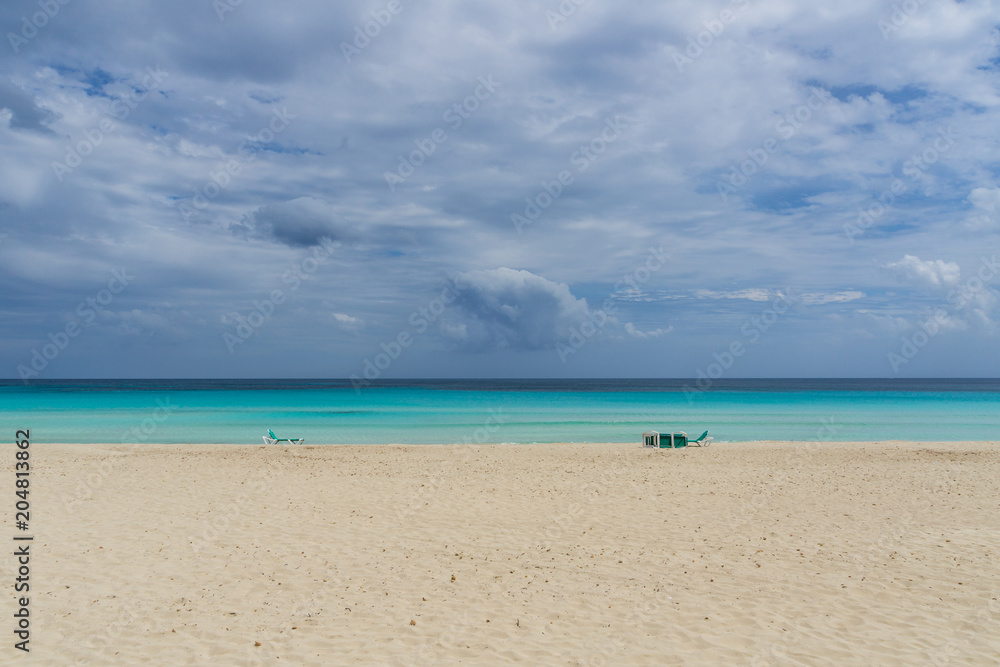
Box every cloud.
[856,311,911,337]
[108,309,184,339]
[624,322,672,339]
[0,80,56,134]
[948,264,1000,330]
[234,197,353,247]
[2,0,1000,377]
[441,268,603,351]
[969,187,1000,215]
[876,255,999,335]
[800,291,865,305]
[332,312,361,329]
[966,187,1000,229]
[885,255,961,290]
[693,289,774,302]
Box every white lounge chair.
[688,430,713,446]
[263,429,304,445]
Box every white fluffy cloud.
[885,255,961,290]
[879,254,999,334]
[800,291,865,305]
[332,312,361,329]
[694,289,774,302]
[624,322,672,339]
[967,187,1000,229]
[969,187,1000,215]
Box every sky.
[1,0,999,380]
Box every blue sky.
[1,0,999,379]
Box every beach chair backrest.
[268,429,277,439]
[695,430,709,441]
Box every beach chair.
[662,432,688,448]
[642,431,687,448]
[643,430,711,449]
[263,429,304,445]
[688,430,713,447]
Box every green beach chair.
[688,430,713,447]
[641,431,687,448]
[263,429,304,445]
[642,430,712,449]
[662,432,688,448]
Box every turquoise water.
[1,379,998,444]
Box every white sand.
[7,441,1000,665]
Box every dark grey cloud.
[234,197,354,247]
[441,268,605,351]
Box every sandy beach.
[7,441,1000,665]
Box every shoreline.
[34,439,1000,447]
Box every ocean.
[2,379,999,445]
